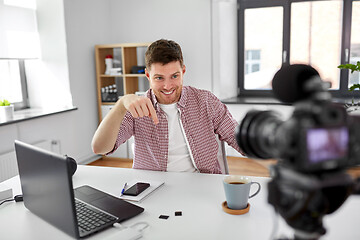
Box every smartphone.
[123,182,150,196]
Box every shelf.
[125,74,146,77]
[95,42,151,49]
[100,74,124,78]
[100,74,146,78]
[95,42,150,123]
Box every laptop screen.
[14,140,79,238]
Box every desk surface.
[1,166,360,240]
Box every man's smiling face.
[145,61,185,104]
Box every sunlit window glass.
[4,0,36,9]
[0,60,23,103]
[290,1,342,89]
[244,7,283,90]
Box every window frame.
[0,58,30,110]
[237,0,359,99]
[17,59,30,109]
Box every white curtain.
[0,0,40,58]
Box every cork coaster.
[222,201,250,215]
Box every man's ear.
[182,65,186,75]
[145,68,150,80]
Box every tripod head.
[268,164,355,240]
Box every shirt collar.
[177,86,187,109]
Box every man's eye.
[172,74,178,79]
[155,77,163,80]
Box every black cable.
[0,199,14,206]
[0,195,23,206]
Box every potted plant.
[338,61,360,108]
[0,99,14,121]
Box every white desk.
[1,165,360,240]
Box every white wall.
[62,0,113,160]
[212,0,238,99]
[108,0,213,92]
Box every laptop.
[14,140,144,239]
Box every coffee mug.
[223,175,261,210]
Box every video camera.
[235,64,360,239]
[236,64,360,173]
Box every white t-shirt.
[159,103,197,172]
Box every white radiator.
[0,140,60,182]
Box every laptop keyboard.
[75,199,117,235]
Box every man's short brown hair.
[145,39,184,70]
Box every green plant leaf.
[0,99,11,106]
[338,63,360,73]
[349,84,360,91]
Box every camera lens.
[236,110,283,159]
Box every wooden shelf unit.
[94,42,150,122]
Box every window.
[0,60,29,109]
[243,7,283,91]
[238,0,360,98]
[0,0,38,110]
[290,1,342,90]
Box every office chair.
[216,135,229,175]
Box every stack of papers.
[119,179,164,202]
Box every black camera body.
[235,64,360,239]
[236,64,360,173]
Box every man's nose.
[163,79,172,89]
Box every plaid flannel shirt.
[110,86,241,174]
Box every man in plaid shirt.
[92,39,242,174]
